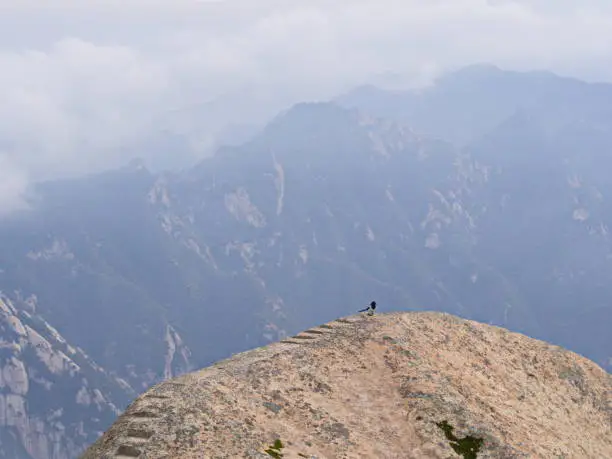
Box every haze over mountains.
[0,65,611,458]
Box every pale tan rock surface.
[82,312,611,458]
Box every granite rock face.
[0,294,132,459]
[83,312,612,459]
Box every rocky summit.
[82,312,611,459]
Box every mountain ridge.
[81,311,612,458]
[1,65,612,457]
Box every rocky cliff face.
[82,312,612,458]
[0,294,132,459]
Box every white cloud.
[0,156,29,216]
[1,0,612,213]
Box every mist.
[1,0,612,212]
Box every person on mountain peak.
[358,301,377,316]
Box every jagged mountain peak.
[205,99,426,168]
[83,311,611,458]
[258,101,362,142]
[271,100,357,121]
[431,63,576,91]
[438,62,504,80]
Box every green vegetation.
[436,420,483,459]
[263,401,283,414]
[558,365,583,382]
[264,439,284,458]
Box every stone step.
[300,328,328,335]
[126,428,153,441]
[115,444,142,458]
[121,438,148,448]
[165,381,187,387]
[291,334,317,340]
[131,409,158,417]
[144,394,170,400]
[329,322,353,328]
[335,318,356,324]
[129,410,158,420]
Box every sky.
[1,0,612,214]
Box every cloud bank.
[1,0,612,212]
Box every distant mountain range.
[0,64,611,458]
